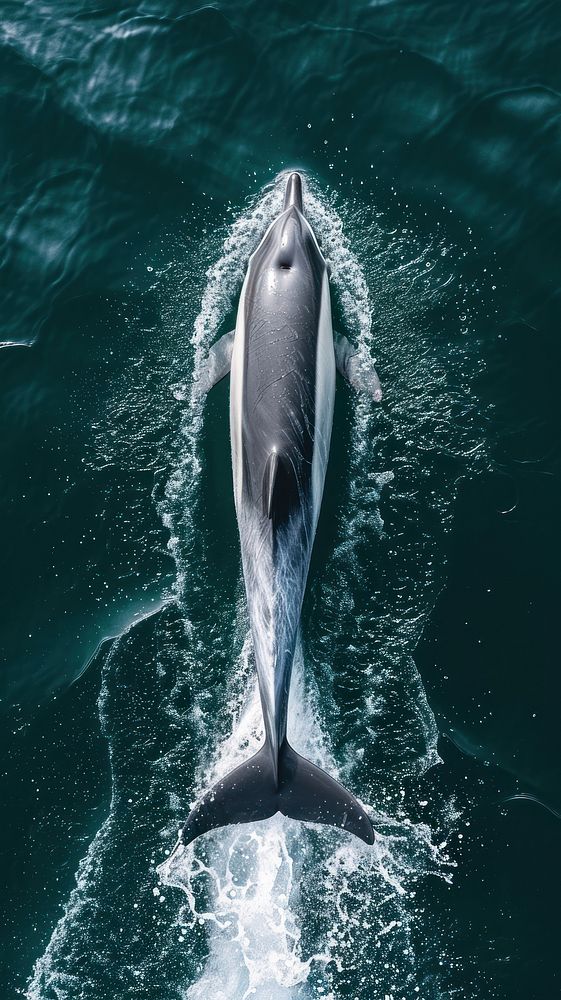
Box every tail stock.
[180,739,374,846]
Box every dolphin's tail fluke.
[283,171,303,213]
[180,739,375,846]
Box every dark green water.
[1,2,560,997]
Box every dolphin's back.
[239,207,325,520]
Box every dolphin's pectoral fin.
[180,740,375,847]
[197,330,235,395]
[334,333,382,402]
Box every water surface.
[1,2,560,998]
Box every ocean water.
[1,3,560,998]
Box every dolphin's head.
[252,172,325,278]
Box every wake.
[156,173,472,999]
[26,171,489,1000]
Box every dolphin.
[180,172,382,847]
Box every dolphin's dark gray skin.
[181,173,381,847]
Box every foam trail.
[25,172,489,1000]
[158,173,469,1000]
[160,652,334,1000]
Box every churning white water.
[27,171,488,1000]
[156,173,466,999]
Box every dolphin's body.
[181,174,381,847]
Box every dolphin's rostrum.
[181,173,382,847]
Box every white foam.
[156,172,464,999]
[26,170,490,1000]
